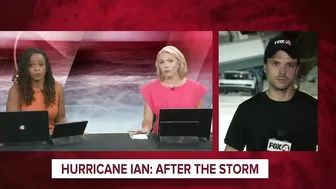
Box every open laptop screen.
[0,111,49,143]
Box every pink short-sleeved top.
[140,79,208,133]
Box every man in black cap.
[224,36,317,151]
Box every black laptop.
[158,108,213,143]
[0,111,50,144]
[51,121,88,138]
[50,121,88,145]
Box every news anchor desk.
[0,133,212,151]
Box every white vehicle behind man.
[219,71,261,95]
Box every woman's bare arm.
[141,102,154,132]
[55,82,67,124]
[224,145,239,151]
[6,84,21,112]
[197,98,205,108]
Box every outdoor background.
[218,31,318,150]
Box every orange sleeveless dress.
[21,87,59,135]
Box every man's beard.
[269,77,294,91]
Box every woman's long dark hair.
[12,47,56,108]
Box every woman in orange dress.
[6,47,67,135]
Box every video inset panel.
[219,31,318,152]
[0,31,213,151]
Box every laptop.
[0,111,50,145]
[50,121,88,145]
[52,121,88,138]
[158,108,213,144]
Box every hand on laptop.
[130,128,150,135]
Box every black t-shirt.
[224,90,317,151]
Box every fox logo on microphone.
[267,138,292,151]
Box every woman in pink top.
[132,46,208,135]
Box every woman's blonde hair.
[155,46,188,81]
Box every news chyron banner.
[51,159,269,179]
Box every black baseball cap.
[264,36,300,64]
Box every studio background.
[0,31,213,133]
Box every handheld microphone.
[267,129,292,151]
[275,129,285,141]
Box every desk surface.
[0,133,212,151]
